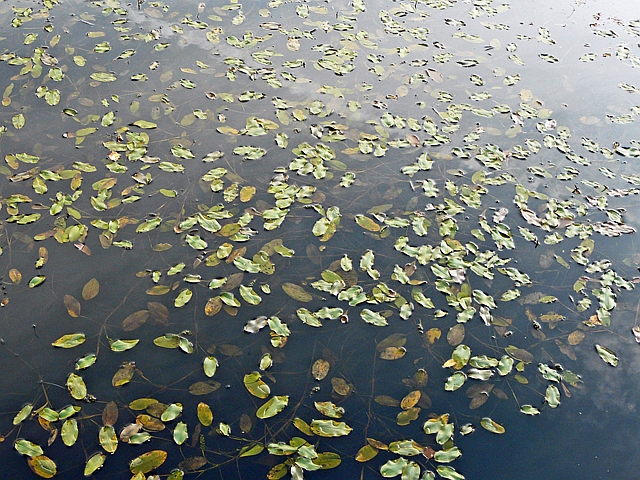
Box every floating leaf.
[400,391,421,409]
[520,405,540,415]
[161,403,183,422]
[132,120,157,129]
[197,402,213,426]
[355,445,379,462]
[27,455,57,478]
[239,443,264,457]
[256,395,289,419]
[28,275,46,288]
[480,417,505,434]
[99,425,118,453]
[436,465,465,480]
[61,419,78,446]
[15,439,44,457]
[203,356,218,377]
[129,450,168,474]
[173,421,188,445]
[545,385,561,408]
[310,420,352,437]
[110,339,139,352]
[9,268,22,284]
[52,333,85,349]
[314,401,344,419]
[112,361,136,387]
[362,309,388,326]
[13,405,33,425]
[84,453,106,476]
[595,344,618,366]
[67,373,87,400]
[379,346,406,360]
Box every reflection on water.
[1,0,640,478]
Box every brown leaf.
[400,390,421,410]
[63,295,81,317]
[218,344,242,356]
[112,362,136,387]
[8,268,22,284]
[311,359,330,381]
[204,297,222,316]
[447,324,465,346]
[239,413,252,434]
[567,330,585,345]
[147,302,169,325]
[425,328,441,345]
[331,377,353,396]
[188,381,221,395]
[135,414,165,431]
[122,310,149,331]
[373,395,399,407]
[82,278,100,300]
[179,456,208,472]
[469,393,490,410]
[226,246,247,264]
[422,446,436,459]
[102,401,118,426]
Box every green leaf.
[243,372,271,399]
[52,333,85,348]
[520,405,540,415]
[256,395,289,419]
[129,450,168,474]
[173,421,188,445]
[360,308,388,326]
[434,447,462,463]
[239,443,264,458]
[99,425,117,453]
[436,465,466,480]
[239,285,262,305]
[171,144,195,159]
[28,275,46,288]
[310,420,352,437]
[203,356,218,377]
[595,344,618,366]
[61,419,78,446]
[174,289,193,307]
[28,455,57,479]
[84,452,106,476]
[545,385,561,408]
[132,120,157,129]
[136,217,162,233]
[444,371,467,391]
[67,373,87,400]
[161,403,183,422]
[314,401,344,419]
[481,417,505,434]
[110,339,139,352]
[380,458,408,477]
[197,402,213,426]
[15,439,44,457]
[90,72,117,82]
[13,404,33,425]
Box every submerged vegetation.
[1,0,640,478]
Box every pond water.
[1,0,640,479]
